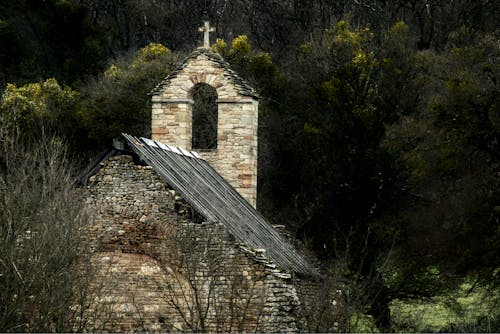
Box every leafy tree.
[213,35,280,92]
[0,78,82,145]
[77,43,180,151]
[384,27,500,296]
[0,42,179,156]
[250,20,426,331]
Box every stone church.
[79,23,324,333]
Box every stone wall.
[82,154,301,332]
[151,49,258,207]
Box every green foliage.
[259,20,428,331]
[213,35,251,59]
[327,20,377,67]
[384,30,500,291]
[1,78,78,116]
[77,43,179,151]
[432,32,499,160]
[0,2,497,330]
[213,35,279,94]
[133,43,171,65]
[378,21,420,122]
[212,38,228,55]
[211,35,288,217]
[0,78,80,142]
[230,35,251,57]
[391,283,500,332]
[274,19,397,245]
[0,42,178,155]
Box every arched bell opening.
[191,83,218,150]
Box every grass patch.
[346,282,498,332]
[390,283,498,332]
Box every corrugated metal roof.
[122,133,312,275]
[148,48,259,98]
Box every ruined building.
[79,23,328,332]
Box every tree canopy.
[0,0,499,331]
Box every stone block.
[152,127,168,135]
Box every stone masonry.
[83,155,302,332]
[150,48,259,207]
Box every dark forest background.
[1,0,499,331]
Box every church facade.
[79,37,326,332]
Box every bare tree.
[0,116,104,332]
[296,274,344,332]
[155,221,268,333]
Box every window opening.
[192,83,218,149]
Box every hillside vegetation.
[1,0,498,331]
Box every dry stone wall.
[83,154,301,332]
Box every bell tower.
[149,23,259,207]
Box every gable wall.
[151,51,258,207]
[82,155,301,332]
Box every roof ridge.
[139,137,205,160]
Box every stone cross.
[198,21,215,48]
